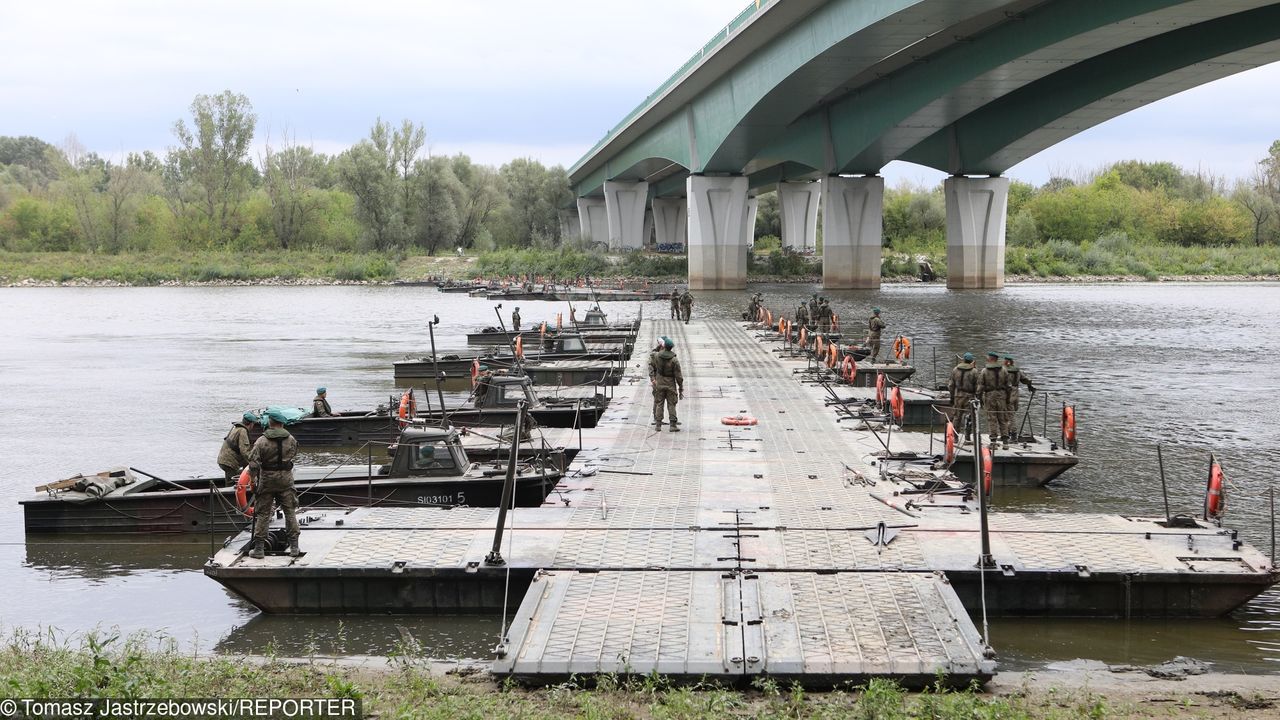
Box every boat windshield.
[560,337,586,352]
[409,441,459,471]
[497,383,536,405]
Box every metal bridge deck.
[206,319,1275,684]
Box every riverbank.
[1,632,1274,719]
[5,250,1280,287]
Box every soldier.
[247,409,300,559]
[867,307,886,362]
[473,365,492,407]
[679,289,694,323]
[1002,355,1037,440]
[746,293,762,322]
[649,337,685,431]
[795,300,811,330]
[948,352,978,437]
[975,351,1010,448]
[817,298,833,333]
[807,294,820,321]
[511,306,521,332]
[216,412,258,486]
[312,387,333,417]
[670,288,682,319]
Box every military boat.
[254,376,607,447]
[465,308,638,345]
[392,333,628,379]
[20,427,561,535]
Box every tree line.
[3,89,1280,259]
[0,91,572,255]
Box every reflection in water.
[3,284,1280,669]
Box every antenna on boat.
[427,315,448,429]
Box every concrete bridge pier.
[822,176,884,290]
[778,181,820,252]
[603,180,649,250]
[687,175,750,290]
[945,177,1008,289]
[576,198,608,247]
[652,198,688,250]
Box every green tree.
[261,134,326,249]
[495,159,570,247]
[165,90,258,244]
[754,191,780,239]
[410,156,464,255]
[338,138,398,250]
[449,154,502,250]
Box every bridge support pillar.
[945,177,1008,289]
[779,181,820,252]
[604,180,649,250]
[687,175,750,290]
[652,197,687,250]
[576,198,608,247]
[822,176,884,290]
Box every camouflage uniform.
[216,421,253,485]
[1003,362,1036,438]
[975,361,1010,444]
[248,427,300,547]
[867,313,886,362]
[512,309,521,332]
[807,295,819,322]
[947,360,979,432]
[650,349,685,428]
[312,394,333,417]
[817,301,832,333]
[679,291,694,323]
[670,293,681,319]
[795,302,810,329]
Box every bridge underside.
[569,0,1280,289]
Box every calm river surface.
[2,282,1279,671]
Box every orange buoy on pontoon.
[890,386,905,421]
[893,336,912,361]
[235,468,254,516]
[1206,456,1226,519]
[982,445,994,494]
[398,390,416,429]
[720,414,759,426]
[945,422,957,464]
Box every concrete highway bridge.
[566,0,1280,289]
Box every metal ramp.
[494,569,994,686]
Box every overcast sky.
[2,0,1278,187]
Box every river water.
[2,282,1278,671]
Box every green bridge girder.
[570,0,1280,199]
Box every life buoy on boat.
[875,372,886,405]
[235,468,254,516]
[832,313,839,332]
[398,390,416,429]
[982,445,994,495]
[720,414,759,426]
[815,335,825,358]
[1062,405,1077,449]
[945,422,957,464]
[841,355,856,383]
[470,359,480,387]
[893,336,912,361]
[1206,456,1226,519]
[828,343,838,368]
[766,310,773,328]
[556,313,563,329]
[799,327,808,349]
[515,335,524,359]
[890,386,905,421]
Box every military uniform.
[512,309,521,332]
[868,312,886,362]
[248,426,300,555]
[216,421,253,485]
[650,348,684,428]
[1003,360,1036,439]
[947,359,979,432]
[679,291,694,323]
[795,303,810,329]
[312,394,333,417]
[807,295,819,322]
[819,301,835,333]
[975,360,1010,445]
[670,292,681,319]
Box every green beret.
[1003,355,1015,361]
[316,387,327,395]
[242,411,259,424]
[962,352,974,361]
[265,409,289,424]
[664,337,674,349]
[478,365,489,371]
[986,352,999,359]
[872,307,881,313]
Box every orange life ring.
[470,359,480,387]
[982,445,994,495]
[556,313,563,329]
[832,313,839,332]
[515,335,524,359]
[235,468,254,516]
[1206,458,1225,518]
[840,355,856,383]
[893,336,912,361]
[875,372,886,405]
[720,414,759,426]
[1062,406,1077,448]
[539,321,547,337]
[766,310,773,327]
[945,422,957,464]
[398,390,416,429]
[799,327,808,349]
[827,343,838,368]
[890,386,905,421]
[815,335,825,358]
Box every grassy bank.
[2,631,1274,719]
[0,250,400,285]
